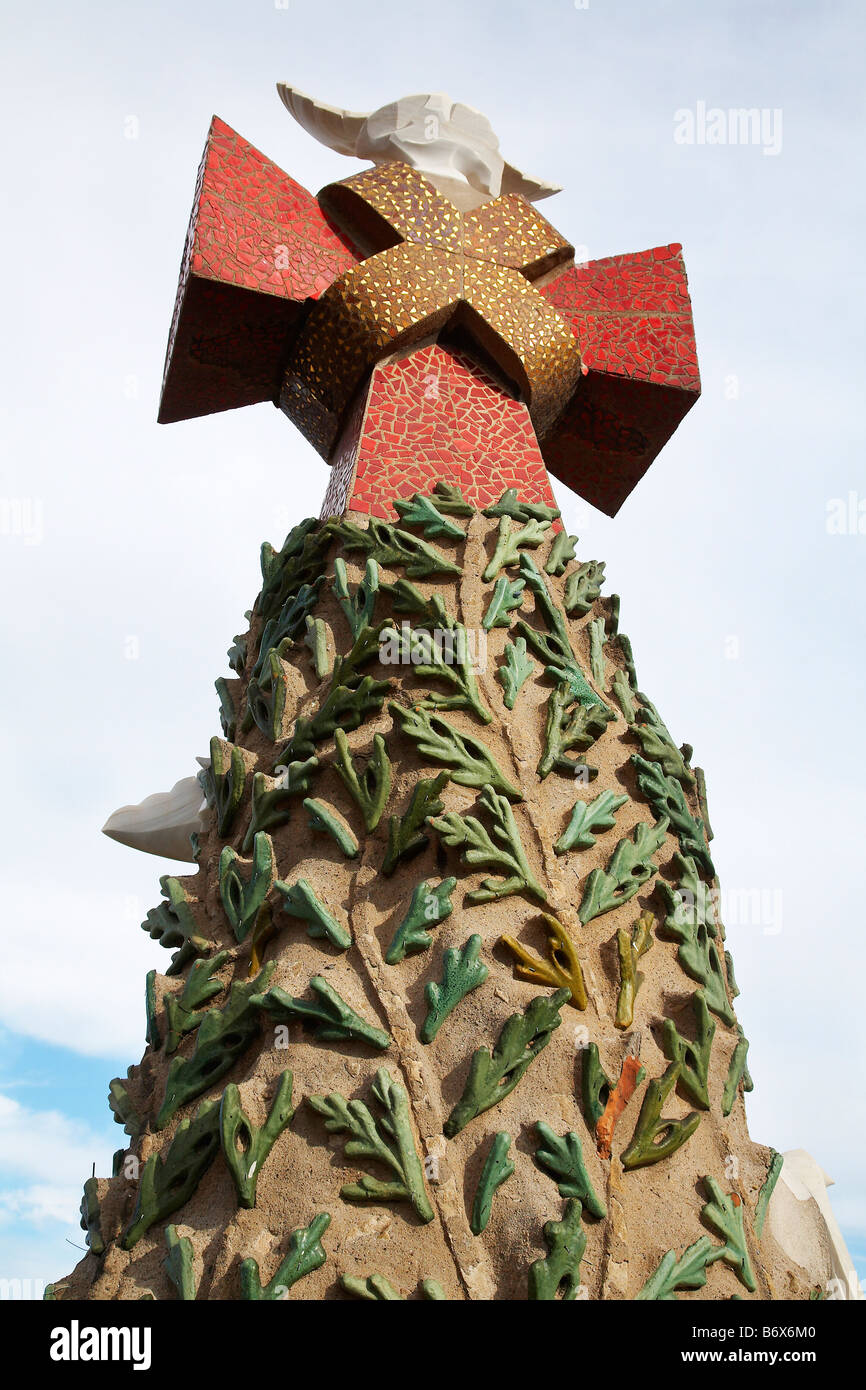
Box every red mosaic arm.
[538,245,701,516]
[159,118,359,424]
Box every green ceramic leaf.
[219,832,276,943]
[253,978,390,1050]
[483,575,526,630]
[636,1236,723,1301]
[220,1070,295,1208]
[470,1131,514,1235]
[156,966,274,1130]
[657,855,735,1024]
[630,755,713,876]
[382,771,450,876]
[538,681,612,779]
[164,1225,197,1301]
[430,784,547,905]
[497,637,535,709]
[380,598,492,724]
[579,818,669,923]
[303,797,360,858]
[421,935,489,1044]
[755,1150,783,1239]
[517,556,602,705]
[242,756,318,851]
[615,911,655,1030]
[701,1176,756,1292]
[563,559,605,616]
[389,702,521,800]
[545,531,578,576]
[393,492,467,539]
[334,729,392,831]
[164,950,230,1054]
[385,878,456,964]
[275,878,352,950]
[277,674,391,764]
[721,1026,753,1116]
[328,517,461,579]
[527,1198,586,1301]
[555,789,627,854]
[199,736,247,836]
[483,488,559,524]
[483,516,551,581]
[239,1212,330,1300]
[533,1123,606,1217]
[661,989,716,1109]
[444,989,569,1136]
[333,557,379,640]
[620,1062,700,1171]
[142,876,210,977]
[122,1100,221,1249]
[308,1068,434,1222]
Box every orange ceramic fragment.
[596,1054,645,1160]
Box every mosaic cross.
[160,117,700,518]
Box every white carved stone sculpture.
[101,761,208,862]
[276,85,562,209]
[769,1151,861,1300]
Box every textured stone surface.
[60,514,810,1301]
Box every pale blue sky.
[1,0,864,1292]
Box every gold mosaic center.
[280,162,581,457]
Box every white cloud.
[0,1093,113,1193]
[0,1230,78,1295]
[0,1096,116,1289]
[0,886,161,1058]
[0,1186,82,1227]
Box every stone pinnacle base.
[57,491,810,1301]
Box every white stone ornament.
[276,85,562,207]
[768,1149,863,1300]
[102,760,209,863]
